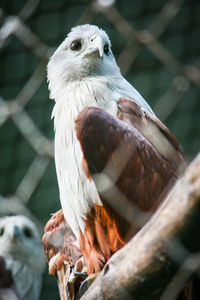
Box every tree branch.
[80,153,200,300]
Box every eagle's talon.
[72,268,88,277]
[69,257,87,283]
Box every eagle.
[0,215,45,300]
[45,24,185,280]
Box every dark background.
[0,0,199,299]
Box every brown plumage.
[75,98,185,274]
[43,210,85,300]
[43,209,81,273]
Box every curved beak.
[85,34,103,58]
[8,225,21,241]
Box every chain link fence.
[0,0,200,299]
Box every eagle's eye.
[0,227,4,236]
[23,227,33,238]
[104,44,109,55]
[70,40,82,51]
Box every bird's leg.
[68,257,99,297]
[57,264,69,300]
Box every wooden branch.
[80,153,200,300]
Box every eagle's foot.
[69,257,87,283]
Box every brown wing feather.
[75,105,183,212]
[75,103,185,273]
[117,98,185,171]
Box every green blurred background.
[0,0,199,299]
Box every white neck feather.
[51,72,154,239]
[52,77,119,239]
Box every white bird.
[47,24,184,275]
[0,215,45,300]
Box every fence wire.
[0,0,200,299]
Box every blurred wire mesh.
[0,0,200,299]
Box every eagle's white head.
[48,24,120,93]
[48,24,154,114]
[0,215,45,273]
